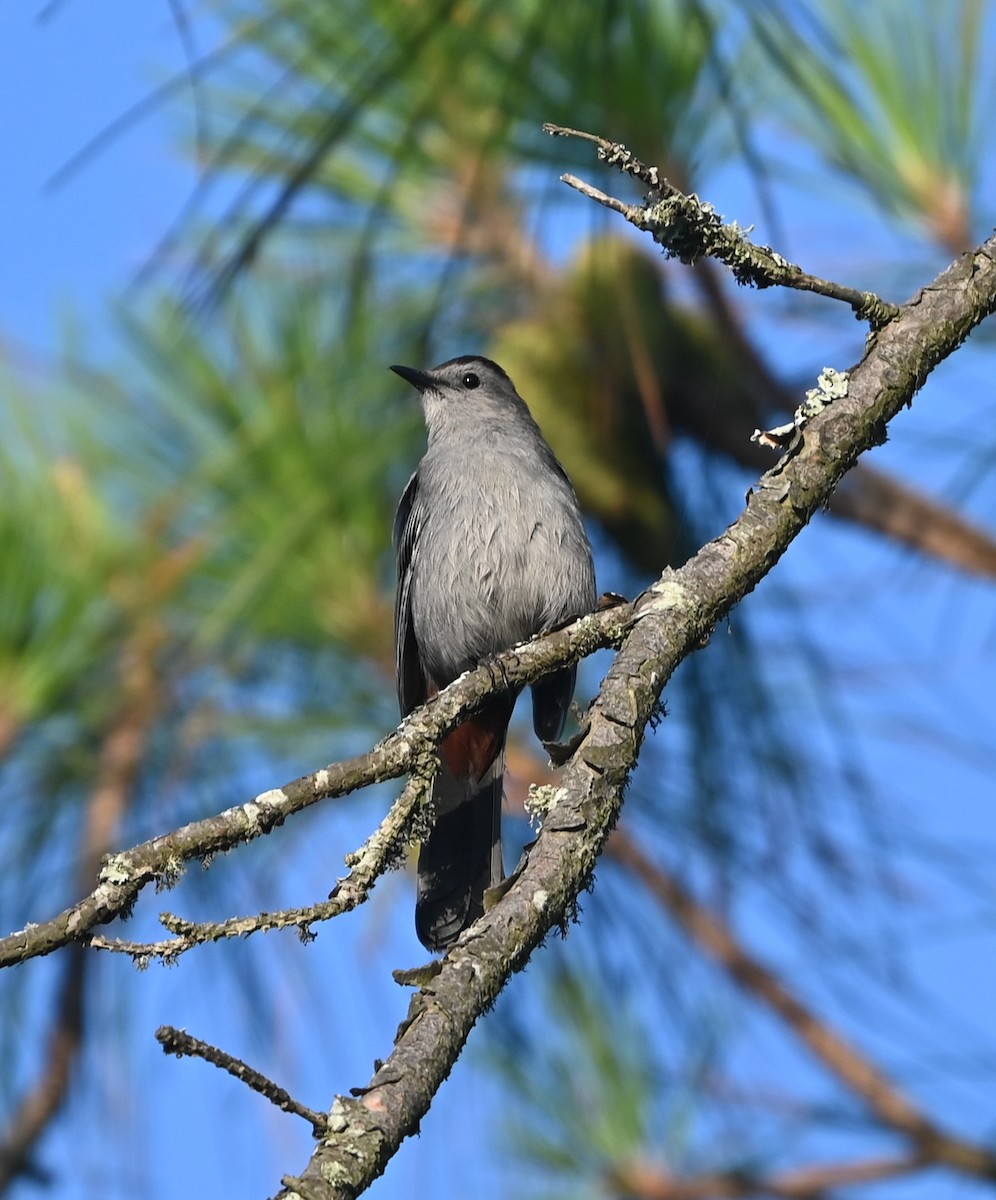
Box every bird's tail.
[415,748,504,952]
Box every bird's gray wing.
[394,470,426,717]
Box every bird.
[391,355,596,951]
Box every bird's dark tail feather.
[531,664,578,744]
[415,752,504,952]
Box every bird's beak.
[390,364,435,392]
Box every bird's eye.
[462,372,480,389]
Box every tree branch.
[156,1026,327,1137]
[0,602,635,971]
[89,772,437,965]
[7,129,996,1198]
[0,621,163,1190]
[544,124,899,326]
[686,255,996,578]
[610,1151,928,1200]
[274,216,996,1198]
[608,830,996,1180]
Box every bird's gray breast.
[410,445,593,685]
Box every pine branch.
[610,1151,927,1200]
[0,622,162,1192]
[608,830,996,1180]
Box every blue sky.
[1,4,199,354]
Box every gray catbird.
[391,355,596,951]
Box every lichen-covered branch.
[89,771,437,964]
[544,124,900,327]
[0,601,635,971]
[275,223,996,1199]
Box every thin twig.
[156,1026,327,1137]
[545,124,899,327]
[90,772,435,964]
